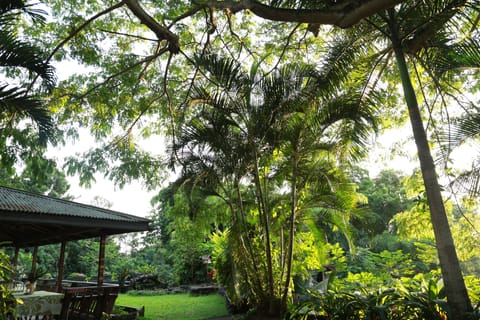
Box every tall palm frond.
[446,111,480,148]
[300,176,365,255]
[316,32,374,98]
[0,0,47,24]
[450,166,480,195]
[0,85,52,144]
[194,53,248,94]
[440,111,480,195]
[0,0,56,144]
[0,29,56,90]
[419,38,480,79]
[315,91,379,162]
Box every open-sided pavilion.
[0,185,151,318]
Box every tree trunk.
[252,148,276,315]
[389,15,473,319]
[234,181,265,298]
[281,147,299,314]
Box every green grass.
[114,292,230,320]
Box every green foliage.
[0,157,70,199]
[0,2,67,207]
[210,230,246,309]
[6,0,478,317]
[392,192,480,273]
[464,276,480,306]
[133,190,223,287]
[0,0,56,177]
[163,52,379,314]
[293,273,452,320]
[351,168,414,247]
[0,248,17,320]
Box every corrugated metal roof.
[0,185,149,223]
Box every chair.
[60,286,119,320]
[103,286,119,314]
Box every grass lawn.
[114,292,230,320]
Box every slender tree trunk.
[234,181,265,297]
[281,147,299,313]
[389,12,473,319]
[252,148,276,314]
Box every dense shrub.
[290,272,480,320]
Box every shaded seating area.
[0,186,151,319]
[60,286,120,320]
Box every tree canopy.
[5,0,480,318]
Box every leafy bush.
[0,249,17,320]
[290,273,458,320]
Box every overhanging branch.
[124,0,405,55]
[202,0,405,28]
[124,0,180,53]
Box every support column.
[97,235,106,287]
[57,241,66,292]
[30,246,38,278]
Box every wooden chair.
[60,286,119,320]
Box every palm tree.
[319,1,480,317]
[168,54,377,315]
[441,111,480,196]
[0,0,56,144]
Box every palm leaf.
[0,29,56,90]
[439,110,480,196]
[449,165,480,196]
[194,53,248,93]
[422,38,480,77]
[302,206,355,253]
[444,112,480,147]
[314,90,379,162]
[0,85,53,144]
[0,0,47,23]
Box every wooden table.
[14,290,64,320]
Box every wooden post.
[57,241,66,292]
[25,246,39,294]
[97,235,106,287]
[30,246,38,277]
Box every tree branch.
[124,0,180,53]
[202,0,405,28]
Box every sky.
[67,176,155,218]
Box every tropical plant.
[0,0,55,142]
[312,1,480,317]
[352,169,414,247]
[0,248,18,320]
[166,53,378,315]
[292,274,451,320]
[441,111,480,196]
[0,0,61,198]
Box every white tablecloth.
[14,290,64,319]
